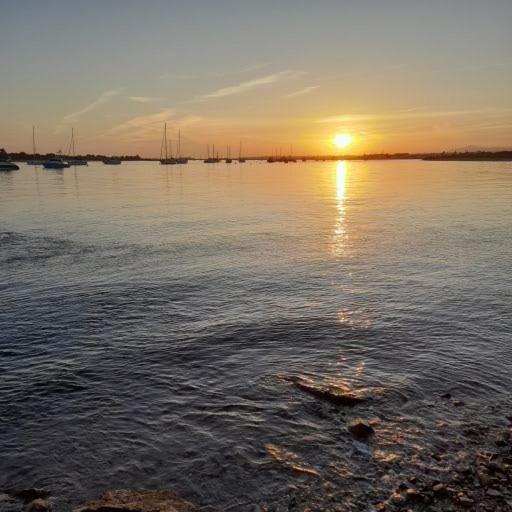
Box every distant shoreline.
[3,150,512,163]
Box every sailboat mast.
[71,128,75,157]
[164,123,168,160]
[239,140,242,159]
[178,129,181,158]
[32,126,36,155]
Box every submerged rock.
[12,490,49,505]
[76,490,195,512]
[348,419,374,440]
[26,499,50,512]
[287,377,366,406]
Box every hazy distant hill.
[451,145,512,152]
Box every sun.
[332,133,353,149]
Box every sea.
[1,160,511,510]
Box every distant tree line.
[0,148,143,161]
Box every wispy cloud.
[286,86,319,98]
[62,88,124,124]
[199,70,301,100]
[106,108,175,136]
[317,108,492,124]
[105,108,204,142]
[128,96,161,103]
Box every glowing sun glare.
[333,133,353,149]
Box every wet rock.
[0,493,20,512]
[453,400,465,407]
[404,488,423,503]
[348,419,374,440]
[486,489,502,498]
[292,379,366,406]
[76,489,195,512]
[456,493,474,508]
[432,483,447,496]
[495,435,508,447]
[389,493,404,506]
[441,393,452,399]
[477,470,491,486]
[12,490,50,504]
[26,499,50,512]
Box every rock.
[292,379,366,406]
[390,493,404,505]
[441,393,452,399]
[13,490,50,504]
[456,493,474,507]
[405,488,423,503]
[433,483,447,495]
[26,499,50,512]
[486,489,502,498]
[495,436,507,447]
[349,419,374,440]
[375,502,387,511]
[477,470,491,485]
[76,489,196,512]
[453,400,465,407]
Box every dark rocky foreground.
[2,379,511,512]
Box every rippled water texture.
[1,161,511,509]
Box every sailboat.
[238,140,246,163]
[204,143,219,163]
[27,126,45,165]
[225,145,232,163]
[160,123,177,164]
[176,129,188,164]
[67,128,88,165]
[204,144,215,163]
[288,144,296,163]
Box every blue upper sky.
[1,0,511,156]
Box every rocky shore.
[2,380,511,512]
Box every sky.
[1,0,511,157]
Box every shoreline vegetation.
[2,148,512,163]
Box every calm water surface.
[1,160,511,509]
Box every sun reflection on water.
[331,161,348,257]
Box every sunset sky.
[1,0,511,157]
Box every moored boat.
[43,158,70,169]
[159,123,177,164]
[0,160,19,171]
[238,140,246,163]
[27,127,45,165]
[68,159,88,166]
[102,158,122,165]
[67,128,88,165]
